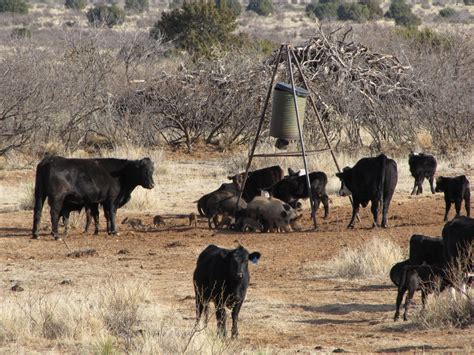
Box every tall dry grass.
[0,279,259,354]
[327,237,405,279]
[412,291,473,329]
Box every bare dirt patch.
[0,193,472,352]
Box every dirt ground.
[0,187,472,352]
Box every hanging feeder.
[270,82,309,147]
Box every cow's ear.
[249,252,261,264]
[335,172,343,179]
[288,168,296,176]
[227,176,233,180]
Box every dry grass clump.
[328,237,405,279]
[98,279,148,349]
[18,183,35,211]
[412,291,473,329]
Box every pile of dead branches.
[287,27,420,105]
[269,27,426,150]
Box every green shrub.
[306,1,339,21]
[0,0,28,14]
[215,0,241,16]
[64,0,86,10]
[11,27,31,39]
[150,2,239,58]
[86,4,126,28]
[360,0,383,19]
[463,0,473,4]
[246,0,273,16]
[385,0,421,27]
[396,27,451,50]
[337,3,370,22]
[439,7,456,17]
[125,0,148,13]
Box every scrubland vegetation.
[0,0,472,353]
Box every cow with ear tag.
[336,154,397,229]
[193,244,261,338]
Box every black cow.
[60,202,99,235]
[193,244,261,338]
[394,265,450,321]
[409,234,444,266]
[269,169,329,226]
[408,153,437,195]
[435,176,471,221]
[229,166,284,203]
[32,156,154,240]
[390,235,444,287]
[336,154,398,229]
[442,216,473,275]
[196,183,236,217]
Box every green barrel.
[270,82,309,141]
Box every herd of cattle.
[28,152,472,337]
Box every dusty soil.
[0,191,472,353]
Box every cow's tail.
[197,197,206,217]
[378,154,388,208]
[32,160,49,237]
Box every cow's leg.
[454,199,462,218]
[381,198,392,228]
[84,207,92,233]
[421,290,427,309]
[104,208,111,234]
[195,296,208,328]
[87,204,100,235]
[32,194,47,239]
[321,194,329,219]
[464,190,471,217]
[428,175,435,194]
[104,203,118,235]
[394,286,406,321]
[348,203,360,229]
[403,286,416,321]
[443,198,451,221]
[231,301,243,339]
[417,177,424,195]
[215,305,227,337]
[371,199,380,228]
[48,198,63,240]
[411,179,418,195]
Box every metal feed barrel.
[270,82,309,141]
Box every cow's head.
[288,168,299,177]
[336,167,352,197]
[226,245,261,280]
[138,158,155,189]
[228,173,245,192]
[434,177,446,193]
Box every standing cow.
[32,156,154,240]
[442,216,473,275]
[336,154,398,229]
[269,169,329,227]
[435,175,471,221]
[229,166,284,202]
[193,244,261,338]
[408,153,437,195]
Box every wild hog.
[246,196,299,233]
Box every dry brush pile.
[0,26,472,160]
[278,27,473,152]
